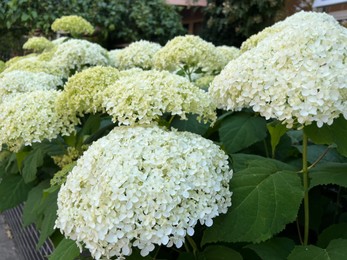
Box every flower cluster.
[116,40,162,70]
[23,36,54,53]
[3,56,64,77]
[108,49,122,68]
[216,46,240,68]
[0,90,77,152]
[55,125,232,260]
[210,11,347,128]
[51,15,94,36]
[102,70,217,125]
[153,35,223,74]
[50,39,109,76]
[56,66,120,116]
[0,70,62,101]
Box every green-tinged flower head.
[37,46,58,61]
[108,49,122,68]
[216,46,241,68]
[153,35,223,74]
[117,40,161,70]
[3,56,64,77]
[194,75,215,90]
[50,161,77,187]
[0,70,62,101]
[56,66,120,117]
[210,11,347,128]
[0,60,5,73]
[0,90,78,152]
[5,53,37,68]
[23,36,54,53]
[102,70,217,125]
[49,39,109,77]
[55,125,232,260]
[51,15,94,36]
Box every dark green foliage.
[0,0,185,59]
[201,0,285,46]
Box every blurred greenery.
[0,0,186,60]
[200,0,285,46]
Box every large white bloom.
[102,70,217,125]
[116,40,161,70]
[210,11,347,128]
[55,125,232,260]
[0,70,62,101]
[0,90,77,152]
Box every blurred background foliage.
[200,0,285,46]
[0,0,186,60]
[0,0,288,60]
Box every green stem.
[186,236,198,255]
[302,132,309,245]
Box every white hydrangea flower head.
[23,36,54,53]
[116,40,161,70]
[49,39,109,77]
[108,49,122,68]
[56,66,120,117]
[51,15,94,36]
[0,70,62,101]
[0,90,78,152]
[210,11,347,128]
[102,70,217,125]
[3,55,64,77]
[216,46,241,68]
[55,125,233,260]
[153,35,223,74]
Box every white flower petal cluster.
[108,49,122,68]
[116,40,161,70]
[56,66,120,116]
[55,125,232,260]
[154,35,223,74]
[210,11,347,128]
[3,55,64,76]
[216,46,241,68]
[0,70,62,101]
[102,70,217,125]
[23,36,54,53]
[50,39,109,76]
[0,90,77,152]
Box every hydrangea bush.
[0,12,347,260]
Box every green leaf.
[305,116,347,156]
[22,181,50,226]
[202,245,243,260]
[219,112,267,154]
[267,121,288,158]
[245,237,295,259]
[317,223,347,248]
[202,154,304,244]
[171,114,210,135]
[0,175,34,212]
[37,190,59,248]
[21,147,44,183]
[288,239,347,260]
[48,238,80,260]
[310,163,347,189]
